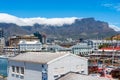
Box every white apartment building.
[3,47,19,56]
[8,52,88,80]
[47,44,71,52]
[18,40,42,52]
[71,43,93,56]
[89,40,120,50]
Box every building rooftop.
[57,72,110,80]
[18,40,41,44]
[9,52,69,64]
[100,46,120,51]
[9,52,87,64]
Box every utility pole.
[112,44,115,66]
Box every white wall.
[8,61,25,80]
[47,54,88,80]
[25,62,42,80]
[8,61,43,80]
[19,44,42,51]
[8,54,88,80]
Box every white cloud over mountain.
[0,13,77,26]
[109,24,120,31]
[0,13,120,32]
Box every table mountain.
[0,18,118,39]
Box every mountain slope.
[21,18,117,39]
[0,15,118,39]
[0,23,30,37]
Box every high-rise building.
[0,37,5,53]
[0,28,4,38]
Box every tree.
[98,43,110,49]
[34,31,42,43]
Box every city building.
[89,47,120,61]
[8,52,88,80]
[71,43,93,56]
[3,46,19,56]
[0,28,4,38]
[8,35,39,47]
[0,28,5,53]
[47,43,71,52]
[0,37,5,53]
[18,40,42,52]
[89,40,120,50]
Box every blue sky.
[0,0,120,27]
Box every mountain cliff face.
[0,18,118,39]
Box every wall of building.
[19,44,42,52]
[18,40,42,52]
[0,38,5,53]
[90,40,120,50]
[8,61,25,80]
[8,61,43,80]
[47,54,88,80]
[8,54,88,80]
[0,28,4,38]
[24,62,43,80]
[9,35,39,47]
[72,43,93,56]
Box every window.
[54,75,59,79]
[16,74,19,78]
[16,67,19,73]
[12,74,15,77]
[11,66,25,79]
[42,64,44,68]
[42,73,47,80]
[20,75,24,79]
[12,66,15,72]
[21,67,24,74]
[81,70,84,74]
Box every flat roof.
[9,52,69,64]
[19,40,41,44]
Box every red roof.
[100,46,120,50]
